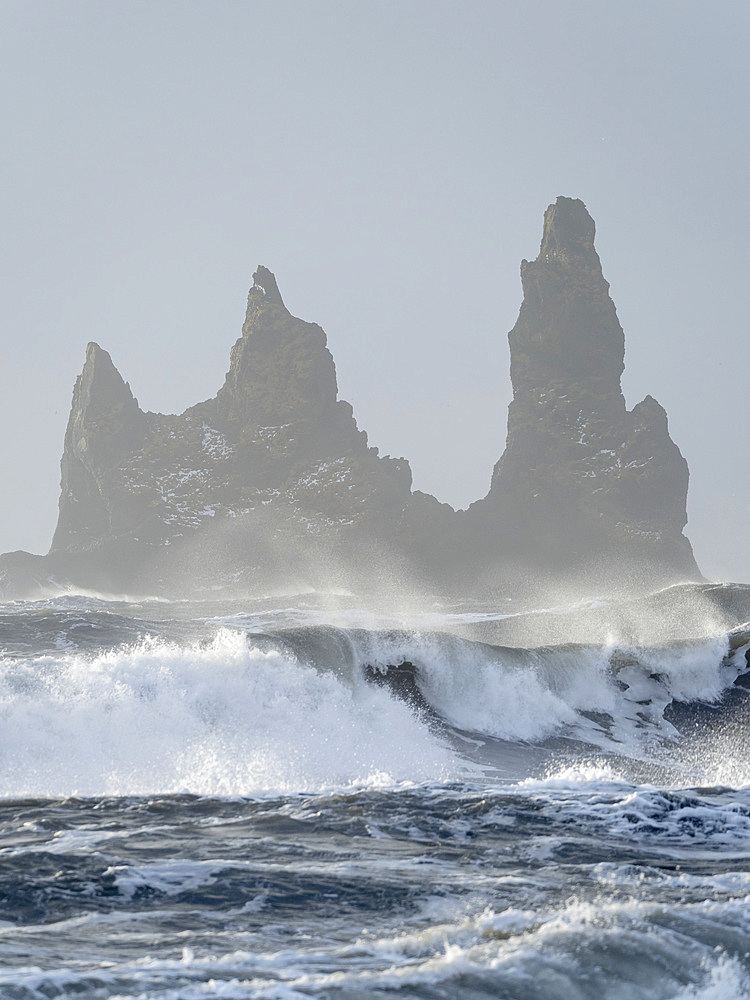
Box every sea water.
[0,584,749,998]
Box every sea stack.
[44,266,435,593]
[465,196,700,589]
[0,200,702,600]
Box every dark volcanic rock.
[0,551,62,601]
[51,342,147,554]
[465,196,700,589]
[42,268,445,594]
[0,202,702,600]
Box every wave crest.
[0,629,455,798]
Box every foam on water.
[92,894,747,1000]
[1,615,747,797]
[0,629,456,798]
[2,591,750,999]
[103,859,227,899]
[513,768,750,850]
[674,957,750,999]
[352,628,739,749]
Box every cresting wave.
[0,629,456,798]
[2,591,750,1000]
[1,620,748,798]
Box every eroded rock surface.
[38,267,451,594]
[0,203,701,599]
[465,197,700,588]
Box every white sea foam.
[0,630,456,798]
[352,629,736,748]
[529,782,750,849]
[2,908,748,1000]
[0,824,166,857]
[103,859,226,898]
[0,620,744,798]
[674,956,750,999]
[106,895,747,1000]
[500,762,750,850]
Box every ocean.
[1,583,749,999]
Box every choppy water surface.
[1,584,750,998]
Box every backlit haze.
[1,0,748,582]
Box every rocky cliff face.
[44,266,448,594]
[0,201,701,600]
[51,342,148,553]
[465,197,700,588]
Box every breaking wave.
[0,630,456,798]
[0,617,748,798]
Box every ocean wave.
[1,605,749,797]
[0,630,456,798]
[350,626,746,748]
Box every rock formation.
[0,200,701,600]
[32,266,450,595]
[464,196,700,589]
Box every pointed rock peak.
[250,265,285,307]
[635,393,665,413]
[84,341,117,371]
[538,196,599,266]
[631,394,668,427]
[77,342,139,415]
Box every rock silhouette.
[464,197,699,589]
[0,198,700,599]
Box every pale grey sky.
[1,0,748,580]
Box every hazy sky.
[1,1,749,581]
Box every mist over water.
[2,585,749,798]
[2,4,750,997]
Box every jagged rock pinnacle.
[50,342,146,555]
[469,195,700,584]
[71,342,142,433]
[510,197,623,394]
[47,267,419,589]
[537,196,599,266]
[251,265,285,307]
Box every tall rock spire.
[44,270,419,593]
[250,264,285,306]
[510,198,623,395]
[469,196,700,586]
[213,266,339,428]
[51,343,146,553]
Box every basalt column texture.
[466,196,700,588]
